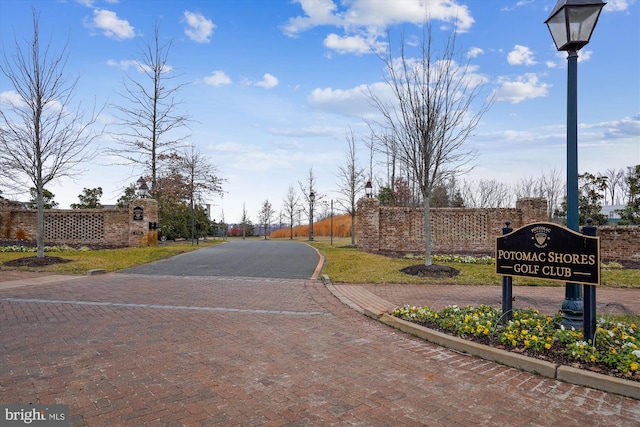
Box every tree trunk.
[351,213,356,246]
[36,184,44,258]
[423,196,432,266]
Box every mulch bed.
[0,239,123,268]
[3,256,72,267]
[400,264,460,278]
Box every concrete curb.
[321,275,640,400]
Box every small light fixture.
[545,0,606,52]
[309,191,315,203]
[137,177,149,198]
[365,180,373,198]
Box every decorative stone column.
[128,198,158,247]
[516,197,548,224]
[356,197,380,253]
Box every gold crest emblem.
[531,226,551,248]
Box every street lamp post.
[309,191,315,241]
[545,0,605,329]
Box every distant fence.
[0,198,158,247]
[356,197,639,261]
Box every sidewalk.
[327,279,640,400]
[334,282,640,316]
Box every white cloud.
[605,0,633,12]
[324,33,368,55]
[254,74,279,89]
[285,0,474,35]
[86,9,135,40]
[467,47,484,58]
[494,73,550,104]
[0,91,26,107]
[577,50,593,62]
[183,11,215,43]
[283,0,474,55]
[204,71,232,86]
[583,114,640,139]
[75,0,119,5]
[267,125,343,138]
[545,49,594,68]
[307,82,389,118]
[106,59,161,73]
[208,141,300,171]
[323,33,386,55]
[282,0,340,36]
[507,45,536,66]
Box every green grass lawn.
[2,236,637,289]
[0,240,224,275]
[307,239,640,289]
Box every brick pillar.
[516,198,548,225]
[128,198,158,247]
[356,197,380,253]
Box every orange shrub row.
[270,214,355,238]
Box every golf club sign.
[496,222,600,285]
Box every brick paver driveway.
[1,241,638,425]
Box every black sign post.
[501,221,513,324]
[582,219,598,342]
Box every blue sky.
[1,0,638,224]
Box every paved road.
[1,241,638,425]
[119,240,321,279]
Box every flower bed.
[393,304,640,381]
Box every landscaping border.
[322,275,640,400]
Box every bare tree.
[109,23,189,192]
[514,176,539,200]
[240,203,250,240]
[282,185,300,240]
[176,145,225,244]
[367,24,491,265]
[540,167,564,220]
[336,128,365,246]
[258,199,273,240]
[604,168,625,205]
[298,167,322,224]
[460,179,511,208]
[515,168,563,220]
[0,9,101,257]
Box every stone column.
[356,197,380,253]
[516,198,548,225]
[128,198,158,247]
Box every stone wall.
[356,198,639,261]
[597,226,640,261]
[0,198,158,247]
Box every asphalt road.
[118,239,321,279]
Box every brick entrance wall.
[356,197,640,261]
[0,198,158,247]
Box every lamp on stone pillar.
[545,0,605,328]
[365,180,373,198]
[137,177,149,198]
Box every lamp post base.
[561,297,583,329]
